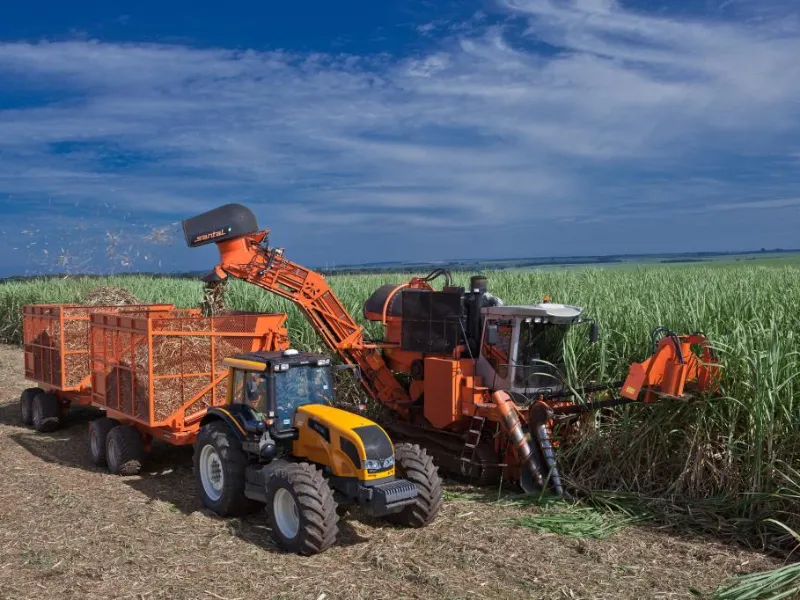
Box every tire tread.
[193,420,257,516]
[107,425,145,475]
[266,462,339,555]
[385,443,443,528]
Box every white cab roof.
[482,303,584,324]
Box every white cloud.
[1,0,799,273]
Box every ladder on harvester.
[459,413,486,481]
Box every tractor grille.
[373,479,418,505]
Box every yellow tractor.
[193,348,443,555]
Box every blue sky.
[1,0,799,276]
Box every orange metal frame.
[22,303,174,397]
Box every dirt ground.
[0,344,782,600]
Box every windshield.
[273,365,334,431]
[513,321,569,389]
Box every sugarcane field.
[1,250,799,599]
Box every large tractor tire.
[89,417,120,467]
[385,443,443,528]
[20,387,43,426]
[265,462,339,555]
[193,421,258,517]
[106,425,145,475]
[31,392,62,433]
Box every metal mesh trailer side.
[22,304,175,392]
[89,310,289,431]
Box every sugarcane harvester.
[182,204,721,496]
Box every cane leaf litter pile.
[0,261,799,598]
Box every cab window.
[244,371,267,411]
[230,368,245,403]
[273,366,334,431]
[483,319,512,379]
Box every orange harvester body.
[182,203,722,495]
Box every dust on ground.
[0,344,782,600]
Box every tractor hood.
[292,404,396,481]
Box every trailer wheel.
[193,421,257,517]
[31,392,62,433]
[20,387,43,426]
[89,417,120,467]
[106,425,144,475]
[384,443,443,528]
[265,462,339,555]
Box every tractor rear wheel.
[20,387,43,426]
[385,443,443,528]
[193,421,258,517]
[89,417,120,466]
[106,425,145,475]
[31,392,62,433]
[265,462,339,555]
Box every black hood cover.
[182,203,259,247]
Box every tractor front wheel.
[265,462,339,555]
[384,443,443,528]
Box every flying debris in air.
[144,225,175,245]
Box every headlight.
[364,456,394,471]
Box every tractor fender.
[199,406,254,440]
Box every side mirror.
[486,324,499,346]
[589,322,599,344]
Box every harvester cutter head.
[620,329,721,404]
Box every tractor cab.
[223,349,337,436]
[476,303,598,396]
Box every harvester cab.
[477,302,595,397]
[192,348,443,555]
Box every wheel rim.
[199,445,224,502]
[273,488,300,539]
[33,400,41,425]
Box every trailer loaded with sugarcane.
[18,301,442,554]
